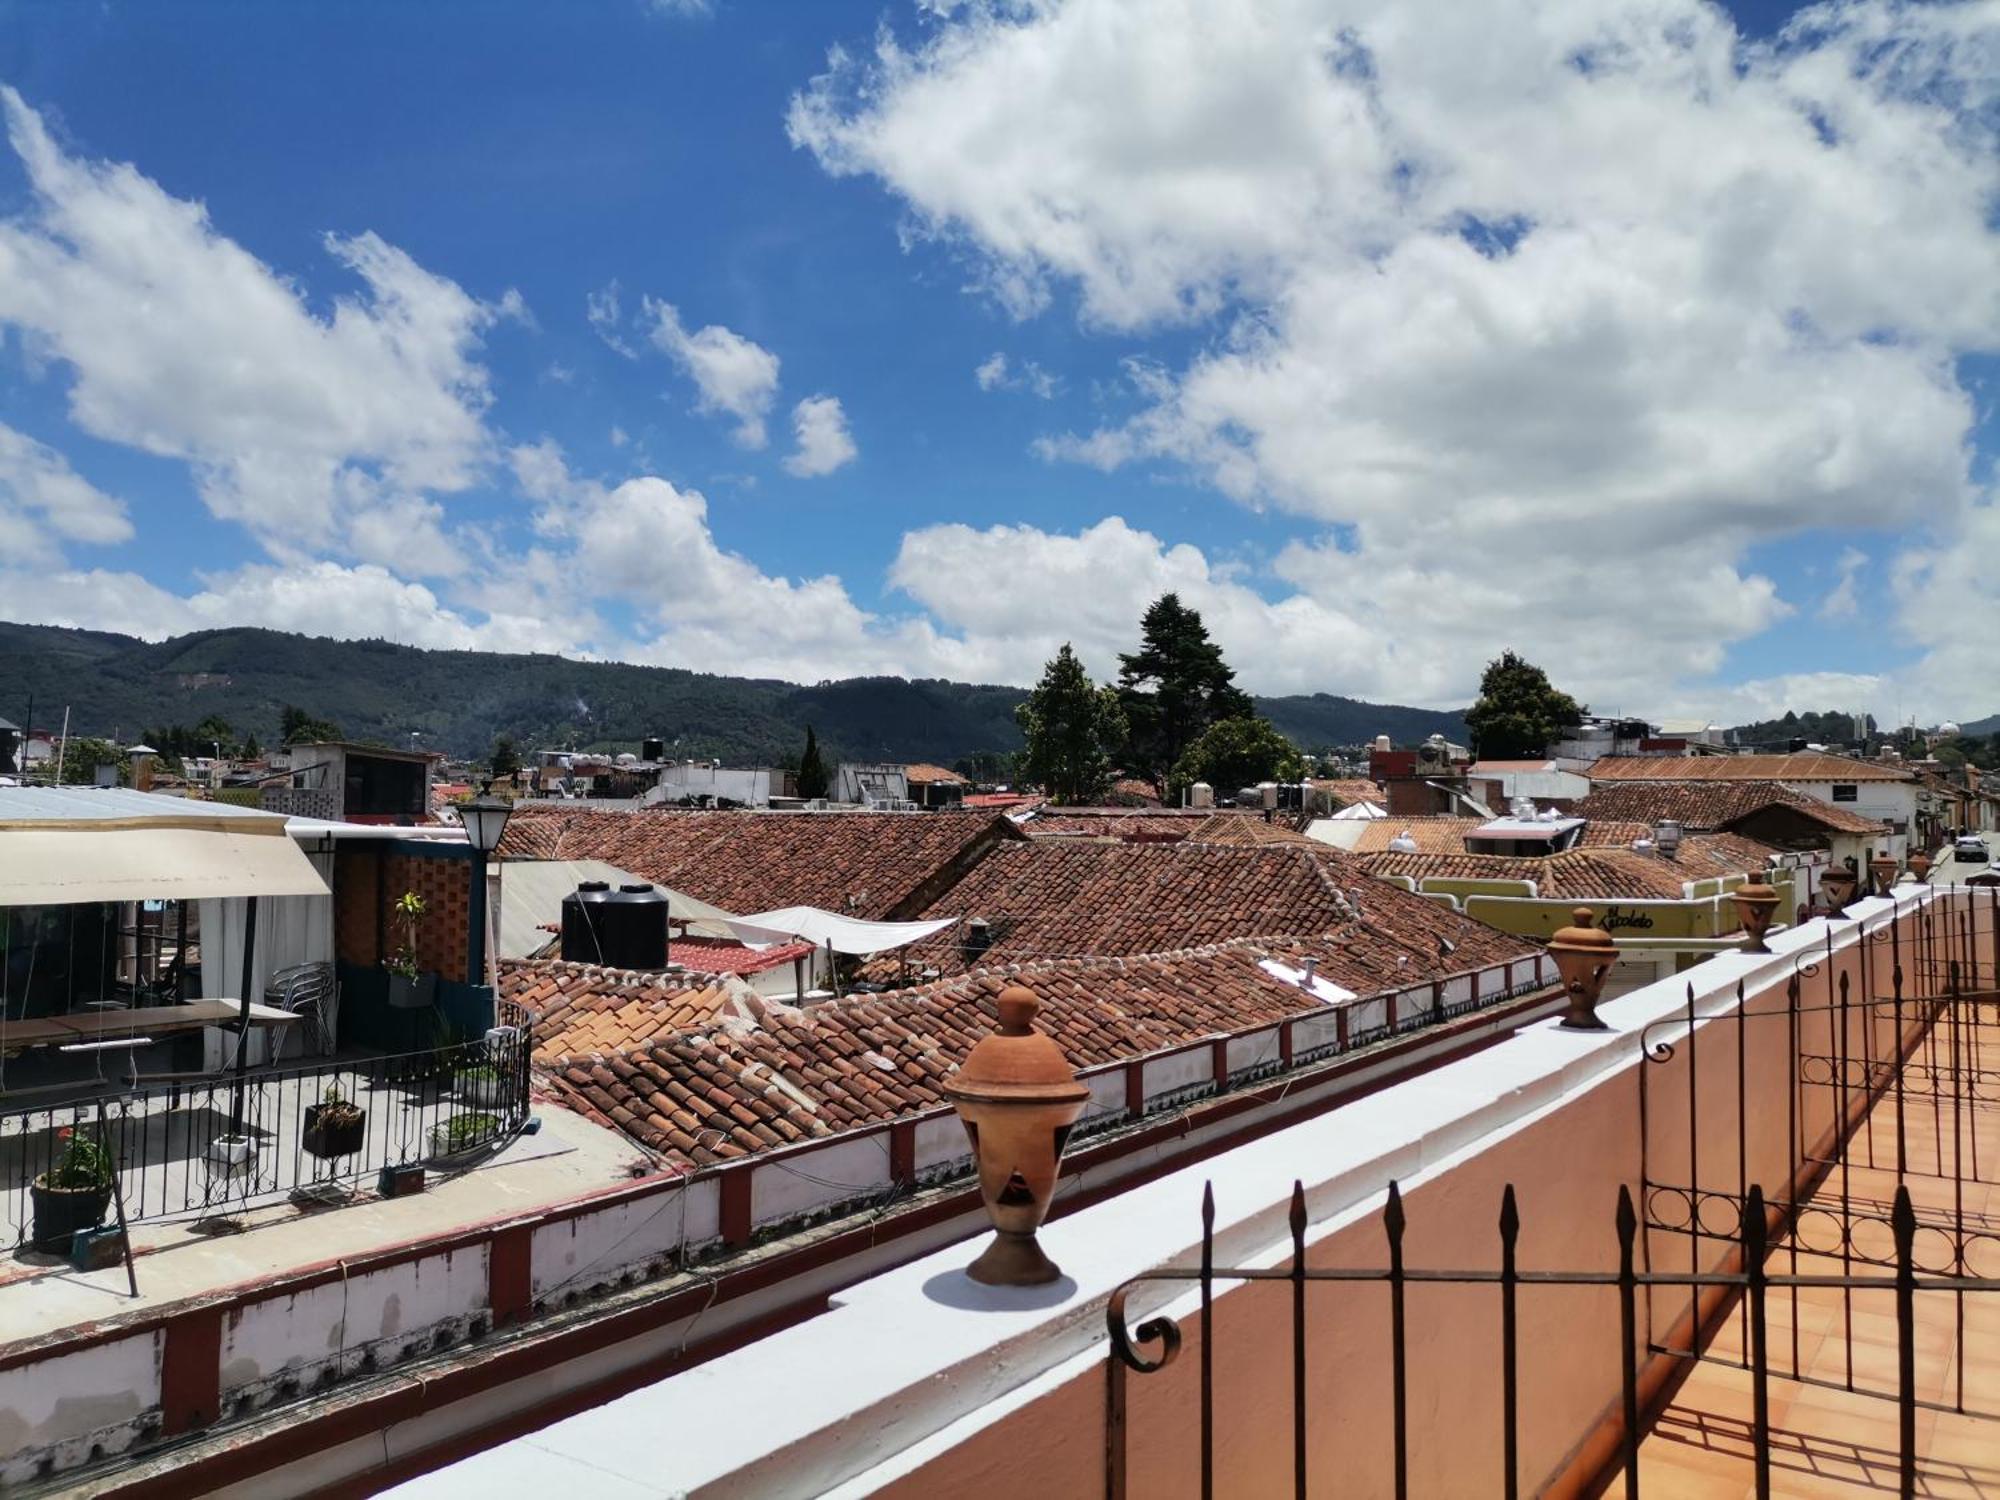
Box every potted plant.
[456,1056,515,1107]
[303,1082,367,1160]
[384,890,436,1010]
[204,1132,259,1183]
[428,1111,504,1163]
[30,1126,114,1252]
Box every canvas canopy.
[0,788,330,907]
[724,906,958,956]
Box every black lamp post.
[459,789,512,990]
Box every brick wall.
[333,845,473,982]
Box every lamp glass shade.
[459,793,512,855]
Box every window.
[1831,784,1858,802]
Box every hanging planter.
[302,1086,367,1160]
[204,1133,259,1182]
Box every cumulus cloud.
[975,350,1059,397]
[641,298,782,448]
[1819,546,1869,621]
[0,87,506,570]
[782,394,858,476]
[792,0,2000,717]
[0,421,131,565]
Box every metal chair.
[265,962,336,1058]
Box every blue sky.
[0,0,1995,720]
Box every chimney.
[962,917,993,963]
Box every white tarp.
[724,906,959,956]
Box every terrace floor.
[1638,1010,2000,1497]
[0,1098,648,1349]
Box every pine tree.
[1463,652,1585,759]
[796,725,831,800]
[490,735,521,778]
[1117,593,1254,795]
[1016,645,1127,804]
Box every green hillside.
[0,621,1466,766]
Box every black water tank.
[642,737,665,762]
[561,881,669,969]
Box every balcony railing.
[2,1015,534,1253]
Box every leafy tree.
[1463,652,1585,759]
[1171,716,1306,800]
[192,714,238,756]
[239,732,262,760]
[1117,593,1255,795]
[490,735,522,778]
[58,737,127,785]
[796,725,831,800]
[279,704,341,745]
[1016,644,1127,804]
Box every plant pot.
[428,1114,502,1163]
[204,1133,259,1182]
[302,1105,367,1160]
[387,971,438,1010]
[29,1177,111,1253]
[457,1073,510,1108]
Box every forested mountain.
[0,621,1466,766]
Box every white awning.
[0,818,331,906]
[724,906,959,956]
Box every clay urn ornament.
[1732,881,1782,954]
[1549,908,1619,1031]
[945,985,1091,1286]
[1819,864,1858,918]
[1909,851,1933,883]
[1870,852,1900,898]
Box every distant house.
[901,764,966,810]
[833,762,910,807]
[264,741,435,824]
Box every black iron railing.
[1106,1177,1996,1500]
[1,1016,534,1248]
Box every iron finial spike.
[1499,1183,1519,1242]
[1384,1179,1406,1242]
[1289,1179,1307,1239]
[1891,1184,1917,1247]
[1615,1183,1637,1244]
[1202,1179,1215,1231]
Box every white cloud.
[641,298,782,448]
[0,421,131,565]
[1819,546,1868,621]
[646,0,713,16]
[792,0,2000,718]
[0,88,507,570]
[975,350,1059,397]
[782,394,858,477]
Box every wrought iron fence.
[1106,1176,1997,1500]
[1,1016,534,1250]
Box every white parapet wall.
[380,887,1975,1500]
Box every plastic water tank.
[560,881,670,968]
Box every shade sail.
[724,906,958,956]
[0,819,331,906]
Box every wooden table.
[0,1001,298,1051]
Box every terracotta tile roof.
[1343,817,1661,854]
[498,807,1020,919]
[1356,833,1772,899]
[1183,813,1324,848]
[500,958,759,1062]
[901,763,964,785]
[1572,780,1890,835]
[1021,807,1215,841]
[1108,777,1165,805]
[962,792,1044,811]
[1588,753,1914,783]
[668,938,817,976]
[1309,779,1386,808]
[862,838,1531,978]
[539,929,1540,1169]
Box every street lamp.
[459,789,513,990]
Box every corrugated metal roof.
[0,785,284,825]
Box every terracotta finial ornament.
[1733,881,1782,954]
[1870,852,1900,898]
[945,984,1090,1286]
[1549,907,1618,1031]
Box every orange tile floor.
[1637,1009,2000,1496]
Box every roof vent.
[962,917,993,962]
[1389,829,1419,854]
[1654,819,1683,859]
